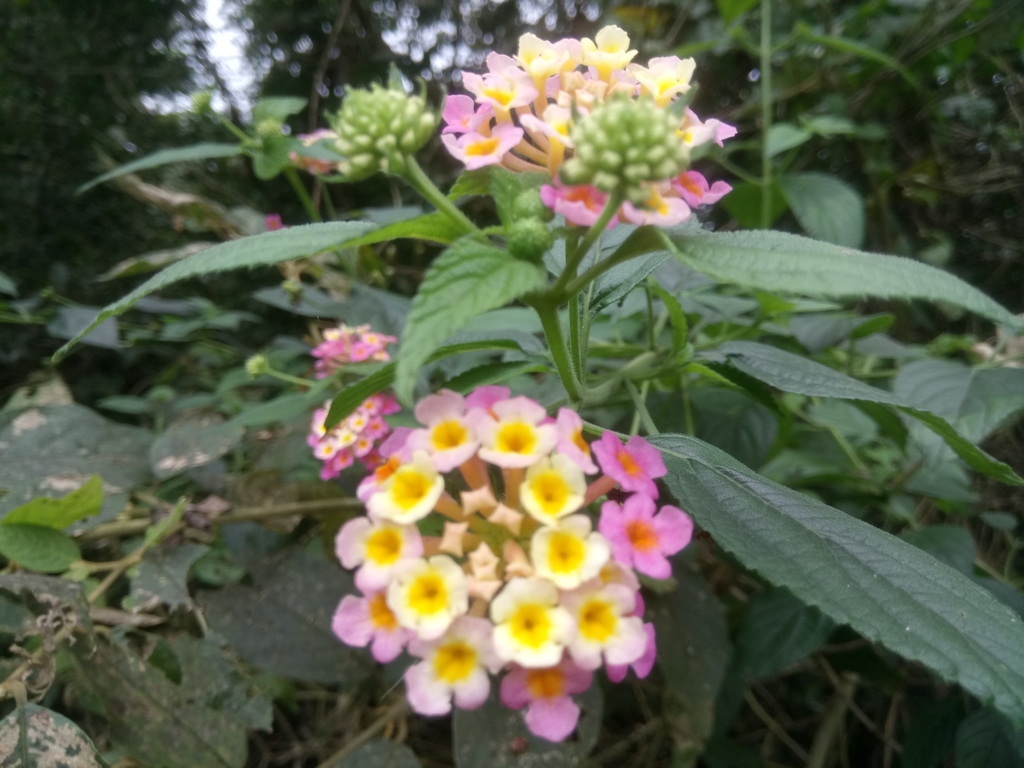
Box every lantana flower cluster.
[308,325,400,479]
[441,26,735,227]
[331,385,694,741]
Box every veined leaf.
[324,339,527,429]
[705,341,1023,485]
[663,228,1020,329]
[779,172,865,248]
[650,432,1024,725]
[78,144,242,193]
[448,169,490,201]
[394,240,547,403]
[2,475,103,529]
[337,212,465,249]
[52,221,373,361]
[488,166,549,228]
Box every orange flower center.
[625,520,658,552]
[564,186,603,213]
[678,174,703,197]
[374,455,401,482]
[526,667,564,699]
[617,449,643,477]
[572,428,590,456]
[368,593,398,631]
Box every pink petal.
[371,627,408,663]
[653,505,693,555]
[379,427,413,459]
[597,501,634,566]
[633,624,657,679]
[499,666,531,710]
[624,436,666,479]
[332,595,373,647]
[405,663,453,716]
[414,389,465,426]
[465,385,511,412]
[335,517,370,569]
[622,492,657,522]
[560,659,594,695]
[605,663,627,683]
[524,696,580,742]
[631,548,672,580]
[703,181,732,205]
[604,616,647,667]
[452,667,491,710]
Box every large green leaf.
[649,432,1024,725]
[0,525,80,573]
[705,341,1023,485]
[394,240,547,403]
[336,211,466,249]
[955,709,1024,768]
[77,143,242,193]
[663,228,1021,329]
[131,543,211,611]
[0,704,103,768]
[324,339,528,429]
[52,221,373,360]
[733,588,834,680]
[779,172,865,248]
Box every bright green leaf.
[779,172,865,248]
[52,221,373,361]
[77,143,242,193]
[337,211,466,249]
[2,475,103,529]
[650,432,1024,725]
[394,240,547,403]
[664,228,1021,329]
[448,169,491,201]
[0,524,80,573]
[252,96,307,124]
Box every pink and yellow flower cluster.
[331,385,693,741]
[441,26,735,227]
[308,325,400,479]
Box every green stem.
[760,0,773,229]
[533,301,583,403]
[220,116,251,143]
[264,368,312,389]
[285,167,322,223]
[402,156,478,235]
[553,191,623,295]
[681,376,695,436]
[563,240,640,299]
[569,294,582,379]
[317,176,338,220]
[626,380,657,436]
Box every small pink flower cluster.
[308,325,400,479]
[288,128,341,175]
[311,324,397,379]
[331,386,694,742]
[441,26,735,227]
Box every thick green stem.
[402,156,478,235]
[534,301,583,403]
[760,0,773,229]
[285,167,322,223]
[553,191,623,295]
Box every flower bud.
[332,84,438,181]
[512,189,554,223]
[561,97,688,203]
[255,118,283,140]
[245,354,269,378]
[191,91,213,114]
[507,218,553,263]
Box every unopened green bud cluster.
[255,118,284,140]
[561,97,688,203]
[332,85,438,180]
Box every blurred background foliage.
[1,0,1024,766]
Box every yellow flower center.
[625,520,659,552]
[496,421,537,455]
[407,572,449,615]
[547,531,586,574]
[431,419,469,451]
[465,136,501,157]
[528,471,570,517]
[526,667,564,699]
[365,528,403,565]
[509,603,553,649]
[391,468,434,510]
[579,598,617,642]
[482,87,515,107]
[368,593,398,631]
[433,640,478,684]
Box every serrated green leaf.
[394,239,547,403]
[324,339,527,429]
[0,525,80,573]
[488,166,549,228]
[448,169,491,201]
[779,172,865,248]
[590,251,671,313]
[706,341,1023,485]
[664,228,1021,328]
[78,143,242,193]
[252,96,307,124]
[650,432,1024,725]
[337,211,465,249]
[1,475,103,529]
[52,221,373,361]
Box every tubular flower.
[330,385,694,742]
[491,577,575,668]
[562,582,646,670]
[599,493,694,579]
[332,591,410,663]
[530,514,610,590]
[405,617,503,715]
[672,170,732,208]
[500,659,594,742]
[441,25,734,223]
[388,555,469,640]
[368,450,445,524]
[335,517,423,592]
